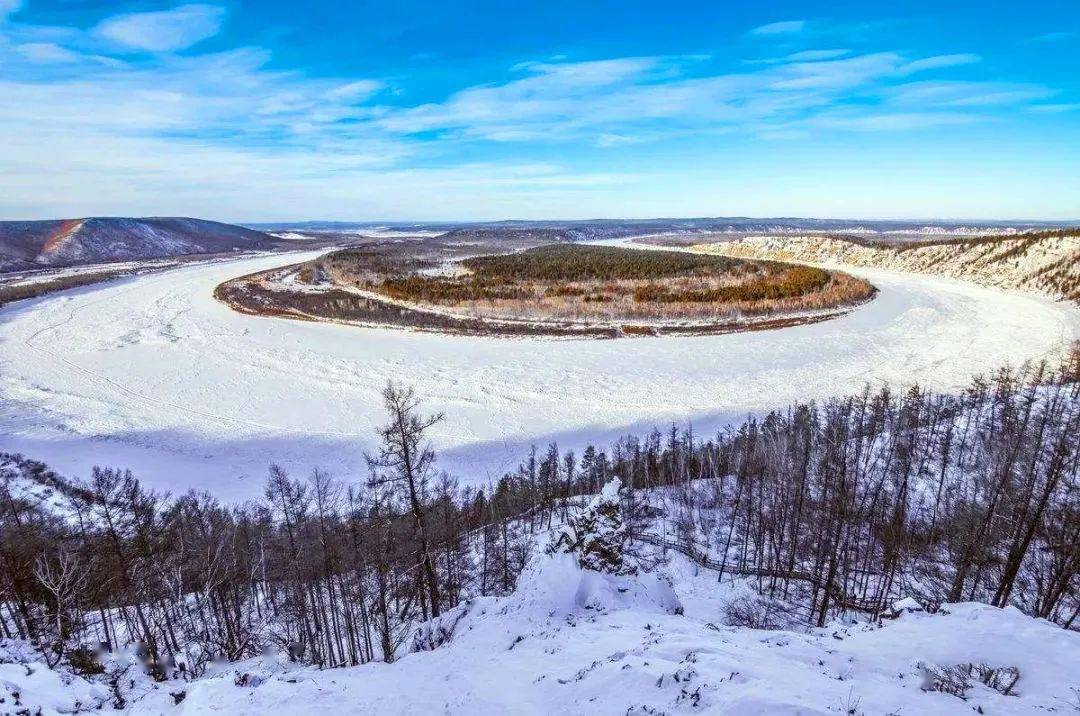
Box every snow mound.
[507,552,682,620]
[407,551,682,657]
[0,640,111,715]
[891,596,924,613]
[840,601,1080,706]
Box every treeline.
[615,356,1080,628]
[0,270,122,307]
[0,385,559,678]
[378,274,532,303]
[2,356,1079,683]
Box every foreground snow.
[4,553,1077,715]
[180,558,1078,714]
[0,249,1078,499]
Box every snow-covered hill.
[695,233,1080,303]
[3,549,1077,715]
[0,218,273,271]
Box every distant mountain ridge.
[249,217,1080,238]
[0,217,274,272]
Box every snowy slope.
[0,217,273,271]
[0,250,1078,500]
[700,234,1080,302]
[175,557,1080,715]
[4,550,1076,715]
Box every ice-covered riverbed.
[1,249,1077,501]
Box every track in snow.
[1,249,1077,501]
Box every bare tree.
[367,382,445,618]
[33,547,90,667]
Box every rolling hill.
[0,217,275,272]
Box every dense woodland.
[1,352,1078,685]
[376,244,794,304]
[363,244,872,321]
[631,265,831,304]
[464,244,748,281]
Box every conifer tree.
[549,478,636,575]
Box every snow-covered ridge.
[0,217,274,272]
[695,234,1080,303]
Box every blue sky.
[1,0,1077,221]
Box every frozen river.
[1,249,1077,501]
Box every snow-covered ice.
[0,249,1077,500]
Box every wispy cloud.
[1028,103,1080,113]
[746,48,851,65]
[17,41,81,63]
[324,80,386,103]
[749,20,807,36]
[369,49,1052,147]
[899,53,981,74]
[766,52,902,90]
[378,57,672,138]
[887,80,1053,107]
[93,3,226,52]
[0,7,1072,219]
[808,111,978,132]
[785,49,851,61]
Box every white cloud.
[378,57,664,136]
[899,53,981,74]
[768,52,902,90]
[0,7,1068,220]
[784,49,850,62]
[17,42,81,63]
[595,133,646,147]
[0,121,633,220]
[1028,103,1080,113]
[887,80,1052,107]
[0,42,394,158]
[809,111,977,132]
[325,80,386,102]
[749,20,807,36]
[94,4,225,52]
[746,49,851,65]
[370,49,1052,145]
